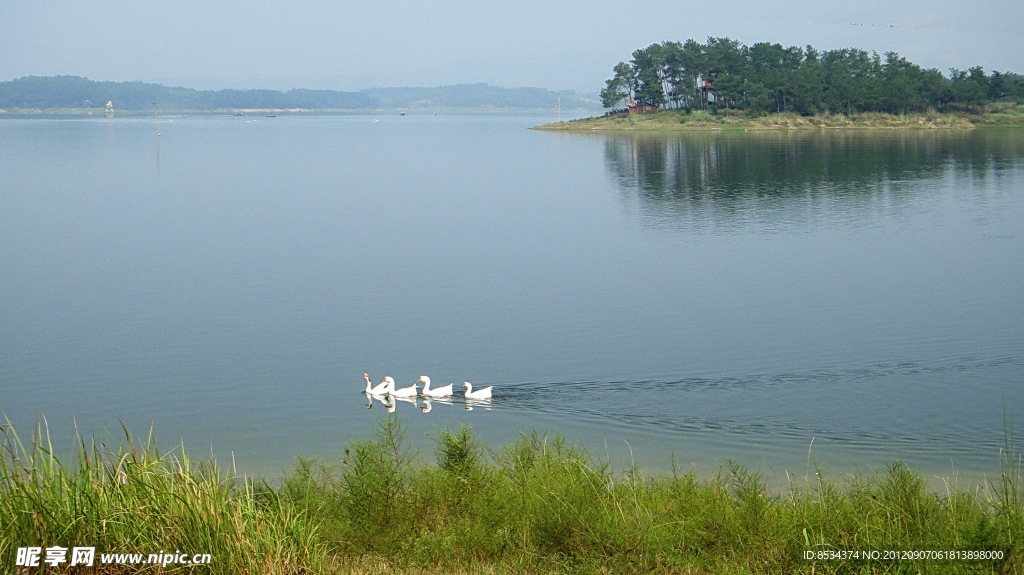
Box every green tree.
[821,48,880,114]
[630,44,668,106]
[880,52,920,114]
[949,67,988,109]
[678,39,709,109]
[704,37,746,109]
[988,71,1010,101]
[600,61,635,109]
[746,42,804,113]
[660,41,687,109]
[791,45,825,114]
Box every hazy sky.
[3,1,1022,92]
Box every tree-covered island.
[540,37,1024,131]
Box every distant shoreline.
[0,76,599,115]
[533,104,1024,131]
[0,107,591,118]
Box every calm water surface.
[2,114,1022,484]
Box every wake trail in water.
[488,354,1022,457]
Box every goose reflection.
[464,397,493,411]
[419,398,456,413]
[390,394,419,411]
[364,392,395,412]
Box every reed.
[3,414,1021,574]
[0,415,327,574]
[279,416,1021,574]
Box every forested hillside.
[601,38,1024,115]
[0,76,375,111]
[0,76,593,112]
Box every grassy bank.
[0,418,325,574]
[2,417,1022,574]
[536,103,1024,132]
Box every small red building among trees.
[626,100,659,114]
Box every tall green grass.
[3,414,1021,573]
[0,416,327,574]
[280,416,1021,574]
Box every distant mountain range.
[0,76,598,112]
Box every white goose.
[389,378,419,398]
[418,375,454,398]
[365,373,392,395]
[462,381,493,399]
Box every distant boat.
[266,114,276,118]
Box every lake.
[2,113,1022,486]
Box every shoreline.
[533,104,1024,132]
